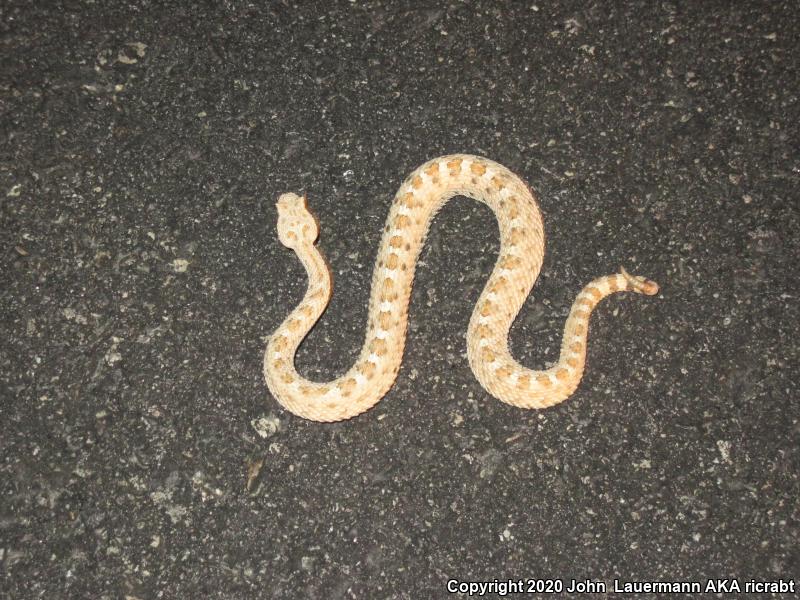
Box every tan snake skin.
[265,154,658,421]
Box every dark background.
[2,1,798,598]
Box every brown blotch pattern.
[401,192,416,208]
[338,377,357,396]
[470,162,487,176]
[446,158,463,173]
[359,360,377,379]
[379,288,397,303]
[370,337,388,355]
[489,276,508,294]
[499,255,521,270]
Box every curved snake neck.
[265,154,658,422]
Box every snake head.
[620,267,659,296]
[276,193,319,249]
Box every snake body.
[265,154,658,421]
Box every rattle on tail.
[265,155,658,421]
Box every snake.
[264,154,658,422]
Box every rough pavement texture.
[2,1,798,598]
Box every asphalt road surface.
[2,1,798,598]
